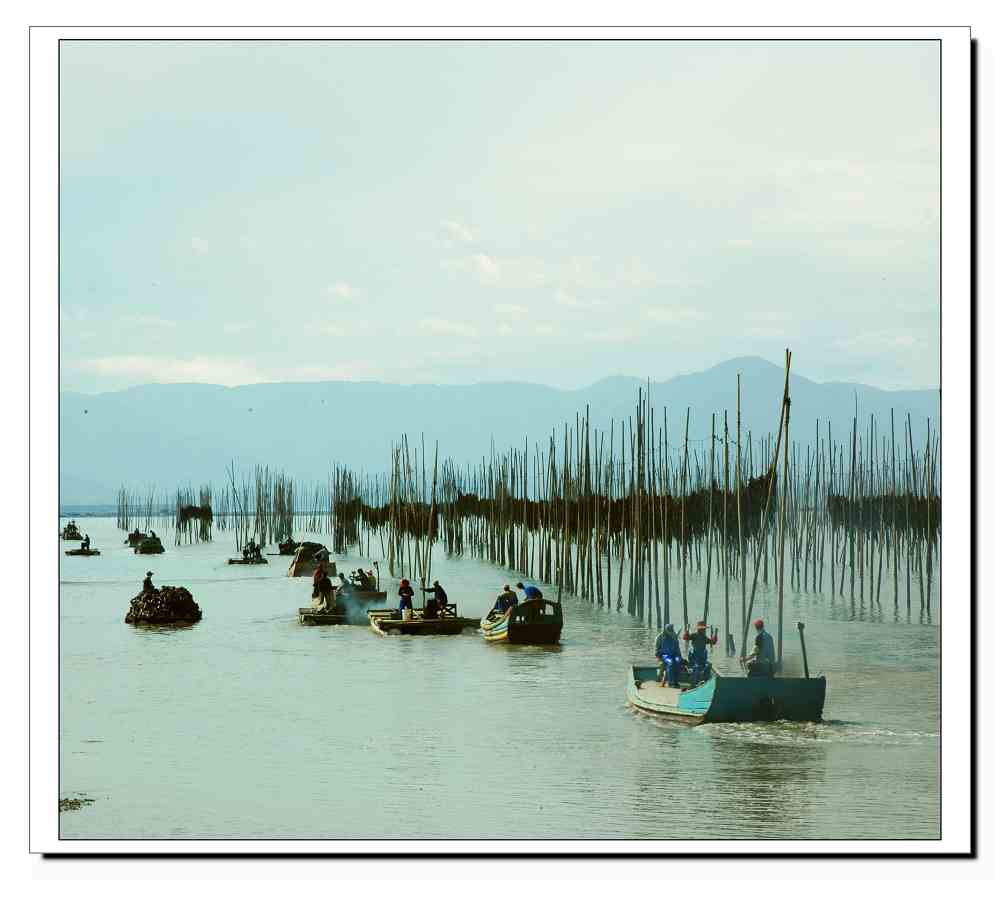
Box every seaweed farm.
[65,358,940,840]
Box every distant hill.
[59,357,939,505]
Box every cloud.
[325,281,362,300]
[643,306,707,324]
[222,321,256,334]
[417,318,479,338]
[494,303,529,318]
[125,315,176,329]
[190,236,210,255]
[441,219,476,243]
[77,355,268,386]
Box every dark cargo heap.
[125,586,202,625]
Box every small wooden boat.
[125,531,149,548]
[227,556,268,565]
[626,665,826,724]
[134,537,164,554]
[338,585,388,603]
[65,548,101,557]
[368,608,480,636]
[480,598,563,644]
[61,527,83,541]
[286,543,333,577]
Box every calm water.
[59,517,940,840]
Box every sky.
[59,40,940,393]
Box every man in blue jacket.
[656,624,684,688]
[516,581,543,601]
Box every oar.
[797,621,810,678]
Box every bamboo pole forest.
[116,354,940,634]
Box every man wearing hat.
[655,623,683,688]
[743,618,776,677]
[682,620,718,686]
[141,571,155,595]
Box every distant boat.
[61,526,83,541]
[626,665,826,724]
[65,548,101,557]
[134,537,164,554]
[480,598,563,644]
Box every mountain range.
[59,357,940,505]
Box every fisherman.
[423,580,448,619]
[150,530,158,541]
[362,570,377,591]
[398,578,414,616]
[337,572,353,593]
[141,571,155,595]
[81,534,91,551]
[493,584,518,613]
[312,561,328,590]
[682,620,718,686]
[655,624,684,688]
[516,581,543,601]
[314,569,335,613]
[743,618,776,677]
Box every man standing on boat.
[494,584,518,613]
[142,571,155,595]
[656,624,683,688]
[398,578,415,616]
[682,620,718,686]
[516,581,543,601]
[81,534,91,551]
[743,618,776,677]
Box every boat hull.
[480,598,563,644]
[368,610,479,636]
[64,549,100,556]
[228,557,268,565]
[626,665,826,724]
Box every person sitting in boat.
[494,584,518,613]
[361,570,377,591]
[516,581,543,601]
[743,618,776,677]
[150,530,159,541]
[141,571,155,595]
[682,620,717,686]
[81,534,91,551]
[655,624,684,688]
[338,572,355,593]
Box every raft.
[227,557,268,565]
[125,532,149,548]
[480,598,563,644]
[368,608,479,636]
[626,665,826,724]
[65,548,101,556]
[134,537,165,554]
[61,528,83,541]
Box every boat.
[61,526,83,541]
[625,665,826,724]
[480,598,563,644]
[65,548,101,557]
[368,608,480,637]
[227,556,268,565]
[134,537,165,554]
[337,585,388,603]
[286,542,333,577]
[125,531,149,548]
[278,539,301,555]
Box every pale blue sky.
[59,40,940,392]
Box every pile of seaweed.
[125,586,202,625]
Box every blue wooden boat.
[626,665,826,724]
[480,598,563,644]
